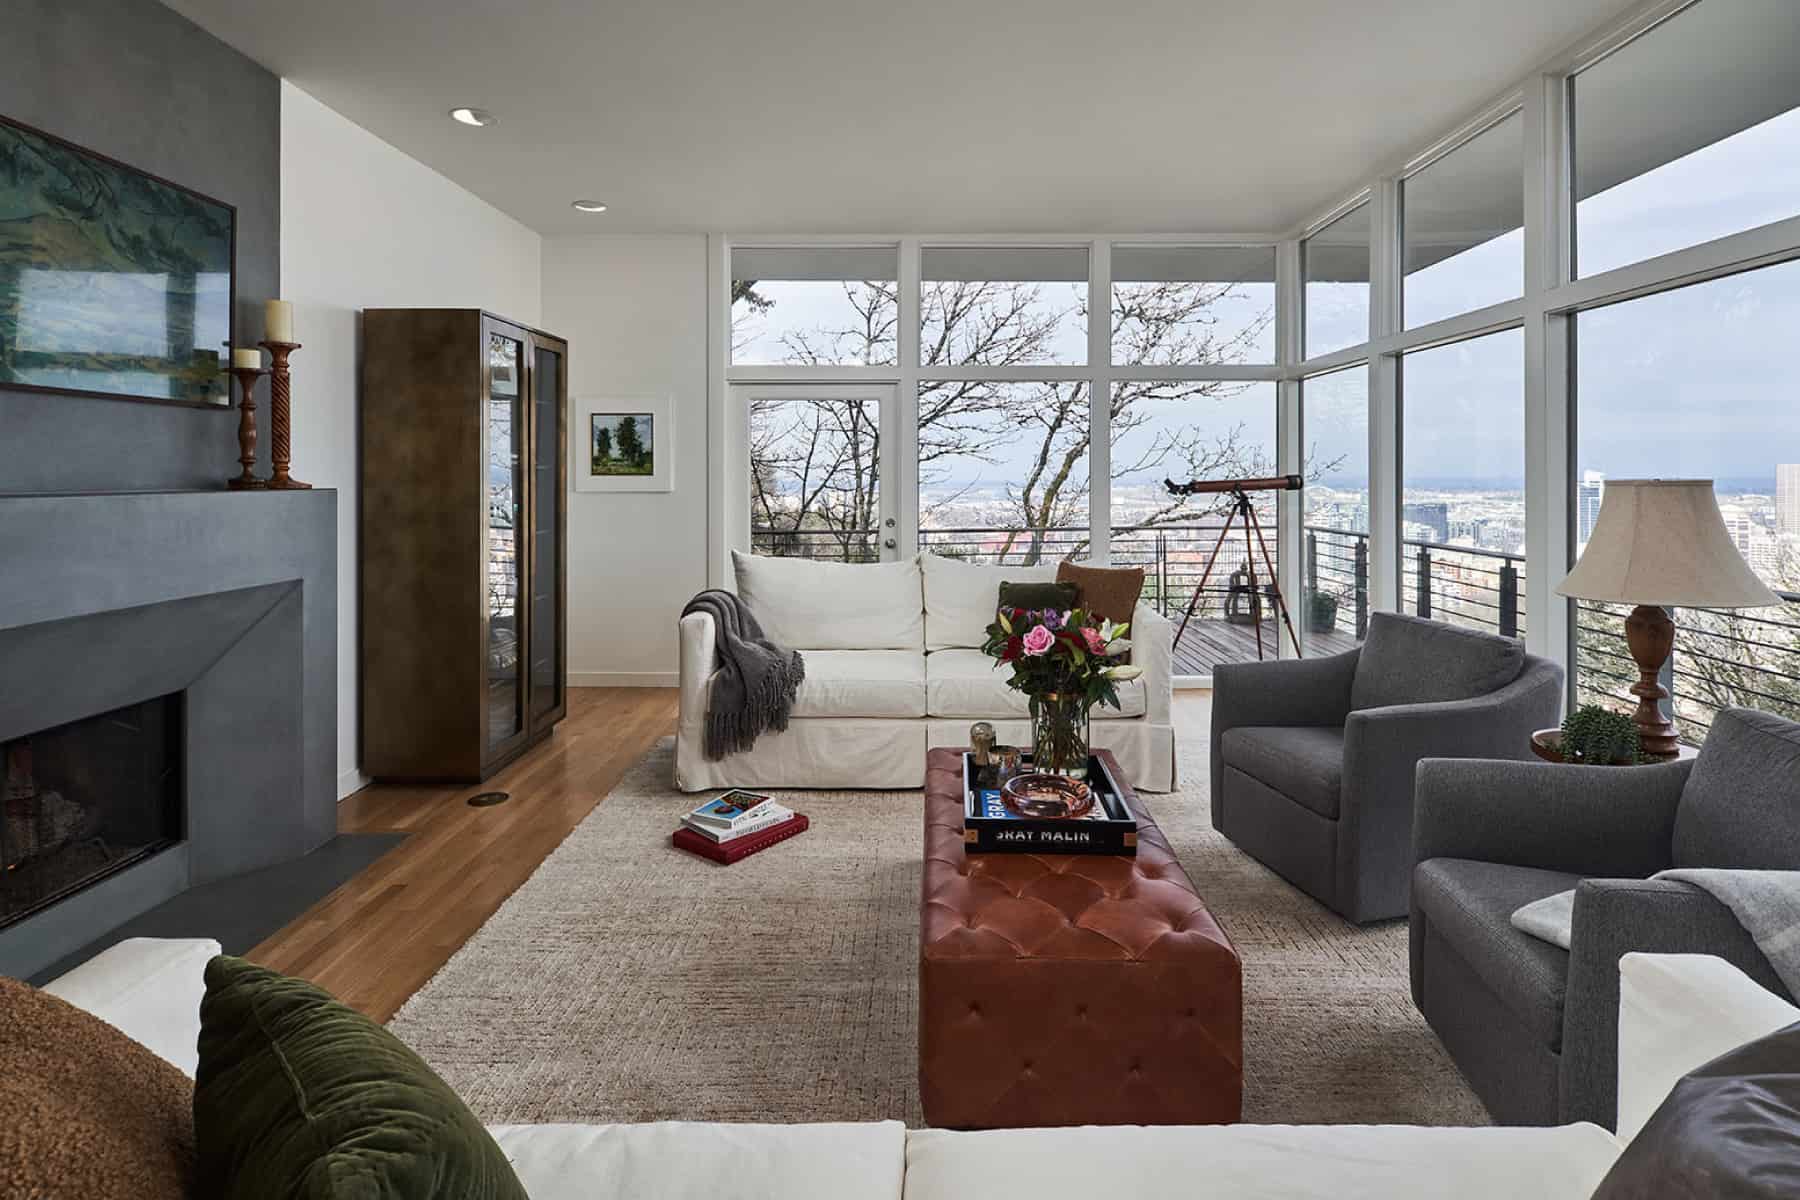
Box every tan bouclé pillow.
[0,975,195,1199]
[1056,561,1146,624]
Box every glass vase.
[1029,692,1091,779]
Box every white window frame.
[1287,0,1800,691]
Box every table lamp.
[1556,479,1779,758]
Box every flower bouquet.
[981,604,1143,779]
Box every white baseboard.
[571,670,679,688]
[336,766,370,801]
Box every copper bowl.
[1000,772,1094,819]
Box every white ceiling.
[161,0,1650,237]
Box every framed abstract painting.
[0,113,236,407]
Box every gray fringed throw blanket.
[1513,869,1800,995]
[681,589,805,760]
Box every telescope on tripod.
[1163,474,1304,661]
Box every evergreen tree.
[616,416,645,467]
[593,424,613,464]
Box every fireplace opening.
[2,694,183,930]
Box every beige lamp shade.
[1557,479,1781,608]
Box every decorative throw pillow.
[998,579,1078,615]
[1056,561,1146,623]
[0,976,195,1199]
[1591,1019,1800,1198]
[194,956,527,1200]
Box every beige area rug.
[389,722,1489,1128]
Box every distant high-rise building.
[1402,502,1449,543]
[1779,464,1800,536]
[1577,471,1605,546]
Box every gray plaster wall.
[0,0,280,492]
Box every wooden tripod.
[1173,487,1302,661]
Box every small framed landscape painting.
[0,113,236,407]
[574,394,673,492]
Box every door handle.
[884,537,897,550]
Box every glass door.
[735,382,900,562]
[483,321,528,756]
[528,335,567,728]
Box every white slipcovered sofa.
[48,937,1796,1198]
[676,552,1177,793]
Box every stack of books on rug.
[672,790,809,864]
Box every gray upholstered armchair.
[1410,706,1800,1129]
[1210,612,1563,924]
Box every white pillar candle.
[233,347,263,370]
[264,299,295,343]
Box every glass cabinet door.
[485,329,526,751]
[529,340,565,725]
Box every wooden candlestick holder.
[227,366,269,490]
[1624,603,1680,760]
[259,340,312,489]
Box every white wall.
[279,81,543,799]
[540,235,711,686]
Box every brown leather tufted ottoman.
[918,747,1242,1128]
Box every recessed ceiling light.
[571,200,609,213]
[449,107,495,127]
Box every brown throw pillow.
[1591,1019,1800,1198]
[0,975,195,1199]
[1056,561,1146,623]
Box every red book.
[672,812,809,864]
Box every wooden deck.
[1171,616,1360,676]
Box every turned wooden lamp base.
[1624,603,1681,760]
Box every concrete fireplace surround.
[0,490,336,978]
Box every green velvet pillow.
[998,579,1078,614]
[194,956,526,1200]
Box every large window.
[749,391,884,563]
[1401,329,1526,638]
[921,246,1088,367]
[1572,0,1800,278]
[730,246,899,365]
[1402,112,1524,328]
[1573,260,1800,735]
[1303,203,1371,359]
[915,380,1089,566]
[1110,384,1279,670]
[1302,367,1370,647]
[1111,245,1275,365]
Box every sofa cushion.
[902,1123,1621,1200]
[792,651,927,719]
[0,976,195,1200]
[1218,726,1344,819]
[1350,612,1524,712]
[194,956,527,1200]
[1056,561,1145,623]
[732,550,924,651]
[490,1120,906,1200]
[43,936,218,1078]
[1413,858,1581,1050]
[925,648,1146,720]
[1672,706,1800,869]
[922,554,1058,651]
[1616,953,1800,1145]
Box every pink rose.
[1021,624,1055,656]
[1081,626,1106,654]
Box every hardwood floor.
[250,687,678,1021]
